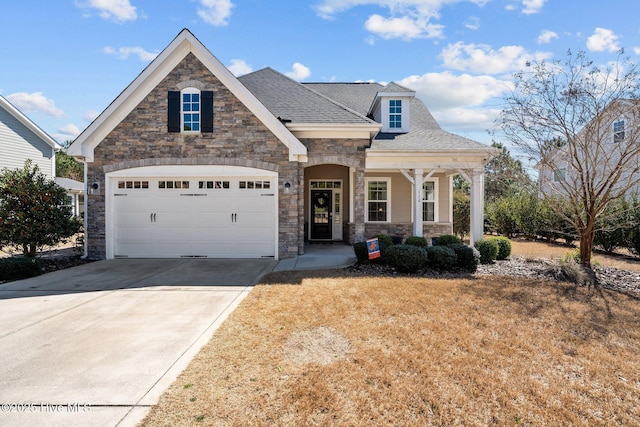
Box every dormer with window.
[369,83,415,134]
[168,87,214,133]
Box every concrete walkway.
[0,258,275,427]
[274,242,356,271]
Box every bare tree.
[496,50,640,267]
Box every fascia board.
[68,29,307,162]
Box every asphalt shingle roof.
[239,68,374,125]
[240,68,489,152]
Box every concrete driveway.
[0,258,276,427]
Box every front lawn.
[141,269,640,426]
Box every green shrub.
[391,235,403,245]
[374,234,394,247]
[447,244,480,272]
[490,236,512,260]
[405,236,427,248]
[437,234,463,246]
[425,246,457,270]
[0,257,41,282]
[385,244,426,273]
[474,238,499,264]
[353,242,369,263]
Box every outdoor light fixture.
[284,182,291,193]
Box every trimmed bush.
[385,244,426,273]
[490,236,512,260]
[426,246,457,270]
[405,236,427,248]
[374,234,394,248]
[474,238,499,264]
[436,234,463,246]
[391,235,403,245]
[353,242,369,263]
[448,244,480,272]
[0,257,41,282]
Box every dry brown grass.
[509,238,640,272]
[141,270,640,426]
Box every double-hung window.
[389,99,402,129]
[614,120,625,143]
[182,88,200,132]
[366,178,390,222]
[422,181,436,222]
[168,89,213,133]
[553,168,566,183]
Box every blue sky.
[1,0,639,147]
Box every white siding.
[0,107,54,178]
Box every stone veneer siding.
[364,222,453,243]
[86,53,301,259]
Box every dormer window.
[168,89,214,133]
[389,99,402,129]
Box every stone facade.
[87,53,300,259]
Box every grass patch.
[141,270,640,426]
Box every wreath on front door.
[314,193,329,209]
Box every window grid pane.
[367,181,388,222]
[183,91,201,132]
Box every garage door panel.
[112,174,276,259]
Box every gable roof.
[68,29,307,162]
[0,95,58,149]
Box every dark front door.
[310,190,332,240]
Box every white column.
[470,169,484,245]
[413,168,424,237]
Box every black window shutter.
[201,91,214,133]
[167,91,180,133]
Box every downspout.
[81,159,89,259]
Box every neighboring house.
[0,95,84,217]
[69,29,496,260]
[538,98,640,198]
[0,94,57,178]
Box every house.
[0,95,57,178]
[537,98,640,198]
[68,29,496,260]
[0,95,85,218]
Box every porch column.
[470,169,484,245]
[413,168,424,236]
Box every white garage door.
[111,176,276,258]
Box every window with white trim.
[422,180,437,222]
[389,99,402,129]
[366,178,390,222]
[614,120,625,143]
[182,88,200,132]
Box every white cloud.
[83,110,101,122]
[198,0,234,26]
[314,0,487,40]
[103,46,158,61]
[76,0,137,22]
[285,63,311,81]
[464,16,480,30]
[228,59,253,76]
[440,42,551,74]
[365,14,443,40]
[55,124,81,141]
[635,47,640,56]
[587,27,621,52]
[400,71,510,109]
[521,0,545,14]
[537,29,558,44]
[6,92,64,117]
[400,71,508,135]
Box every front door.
[310,189,332,240]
